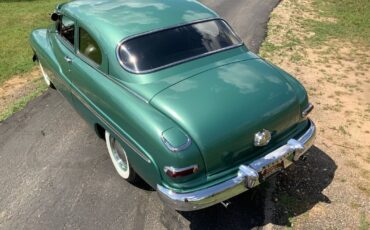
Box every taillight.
[302,103,314,117]
[164,165,199,178]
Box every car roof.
[60,0,218,51]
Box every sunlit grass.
[306,0,370,46]
[0,0,61,84]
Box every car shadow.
[268,145,336,227]
[165,145,336,229]
[132,175,156,191]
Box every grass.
[0,0,61,84]
[359,212,369,230]
[261,0,370,57]
[338,125,350,136]
[357,183,370,197]
[305,0,370,46]
[259,30,302,58]
[0,78,47,121]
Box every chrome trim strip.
[55,73,151,163]
[161,134,192,152]
[116,18,244,74]
[70,89,151,163]
[157,119,316,211]
[302,103,314,117]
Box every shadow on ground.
[160,145,336,230]
[269,146,337,227]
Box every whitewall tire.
[105,131,137,182]
[38,61,51,87]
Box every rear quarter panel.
[29,29,169,187]
[68,56,207,188]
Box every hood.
[150,58,302,174]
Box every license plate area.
[243,150,295,186]
[259,160,285,180]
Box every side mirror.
[51,12,60,21]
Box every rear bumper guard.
[157,119,316,211]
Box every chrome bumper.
[157,119,316,211]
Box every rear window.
[117,19,242,73]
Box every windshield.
[117,19,242,73]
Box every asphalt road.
[0,1,281,229]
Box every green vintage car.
[30,0,316,211]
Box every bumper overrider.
[157,119,316,211]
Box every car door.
[51,15,77,103]
[67,25,112,125]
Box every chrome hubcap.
[109,136,128,171]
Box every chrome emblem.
[254,129,271,146]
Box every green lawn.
[261,0,370,59]
[307,0,370,45]
[0,0,61,84]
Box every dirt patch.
[261,0,370,228]
[0,68,43,117]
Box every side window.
[79,28,102,65]
[57,16,75,46]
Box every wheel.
[105,131,137,182]
[38,61,55,89]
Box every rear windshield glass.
[117,19,242,73]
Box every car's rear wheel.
[38,61,55,89]
[105,131,137,182]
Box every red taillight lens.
[164,165,199,178]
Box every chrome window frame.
[56,15,76,51]
[116,18,244,74]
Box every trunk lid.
[150,59,301,174]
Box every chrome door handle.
[64,56,72,63]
